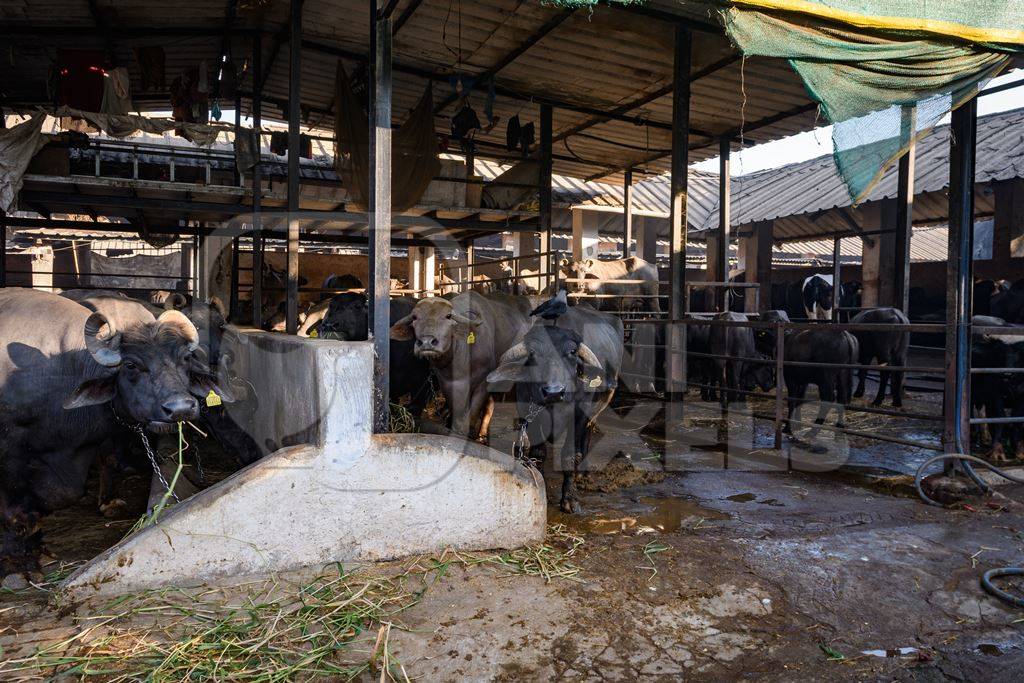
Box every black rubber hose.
[982,568,1024,608]
[915,454,1024,608]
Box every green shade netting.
[721,2,1020,203]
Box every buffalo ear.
[579,363,605,391]
[64,376,117,409]
[190,370,236,403]
[486,364,531,387]
[390,314,415,341]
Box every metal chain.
[511,402,544,466]
[112,409,180,503]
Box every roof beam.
[434,8,576,115]
[1,25,261,37]
[583,101,820,182]
[616,4,723,34]
[552,54,741,145]
[260,0,304,93]
[392,0,426,36]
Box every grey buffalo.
[487,306,623,512]
[850,307,910,407]
[390,291,530,440]
[0,289,233,578]
[563,256,661,314]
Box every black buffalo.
[991,279,1024,324]
[971,315,1024,461]
[487,306,623,513]
[0,289,233,577]
[708,311,774,404]
[685,314,715,401]
[782,328,858,434]
[850,307,911,407]
[318,293,433,418]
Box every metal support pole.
[668,25,691,393]
[233,89,242,186]
[229,235,240,318]
[539,103,553,290]
[252,34,264,328]
[369,2,393,432]
[774,323,784,451]
[464,239,475,292]
[717,136,730,311]
[623,167,633,258]
[943,98,977,461]
[0,210,6,288]
[830,236,841,322]
[285,0,302,335]
[894,106,916,315]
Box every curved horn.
[499,341,528,365]
[163,292,188,310]
[158,309,200,350]
[451,311,477,326]
[577,343,601,368]
[84,312,122,367]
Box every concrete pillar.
[571,208,600,261]
[422,246,435,296]
[634,215,658,264]
[407,245,422,297]
[513,231,539,274]
[993,177,1024,262]
[860,201,896,308]
[705,234,723,283]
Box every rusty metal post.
[623,167,633,258]
[667,24,691,396]
[943,98,977,464]
[894,106,916,315]
[251,33,264,328]
[717,136,730,312]
[369,0,394,431]
[831,236,841,322]
[774,322,785,451]
[285,0,302,335]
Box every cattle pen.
[3,1,1024,680]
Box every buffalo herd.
[3,254,1024,580]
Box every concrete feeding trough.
[62,331,546,598]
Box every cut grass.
[0,525,585,682]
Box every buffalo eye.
[445,313,453,320]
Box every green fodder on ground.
[0,525,584,682]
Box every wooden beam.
[435,9,575,115]
[261,1,304,94]
[392,0,425,35]
[285,0,302,335]
[553,54,740,146]
[893,105,916,315]
[369,3,393,432]
[943,97,977,459]
[1,25,261,37]
[830,236,841,322]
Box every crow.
[530,289,569,321]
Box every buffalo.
[563,256,661,314]
[850,307,910,407]
[708,311,774,404]
[0,289,233,577]
[971,315,1024,461]
[487,306,624,512]
[317,293,433,418]
[782,328,858,434]
[390,291,530,440]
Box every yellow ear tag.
[588,377,602,389]
[309,328,319,338]
[467,331,476,345]
[205,390,223,407]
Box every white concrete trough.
[62,331,546,598]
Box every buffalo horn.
[577,343,600,368]
[84,312,122,367]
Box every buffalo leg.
[0,474,42,577]
[814,379,836,426]
[784,381,806,434]
[873,362,891,407]
[854,366,867,399]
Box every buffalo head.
[319,293,368,341]
[64,310,234,433]
[486,325,603,405]
[389,297,481,361]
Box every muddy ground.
[2,372,1024,680]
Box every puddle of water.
[553,496,730,536]
[862,647,919,658]
[726,493,757,503]
[758,498,784,507]
[977,643,1003,656]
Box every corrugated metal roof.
[2,0,820,184]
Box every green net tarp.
[722,1,1022,203]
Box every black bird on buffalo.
[530,289,569,321]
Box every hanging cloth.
[100,67,133,115]
[134,46,166,92]
[334,60,440,212]
[721,2,1020,203]
[0,114,48,212]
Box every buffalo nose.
[161,396,199,421]
[541,384,565,400]
[416,336,439,348]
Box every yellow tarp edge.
[729,0,1024,45]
